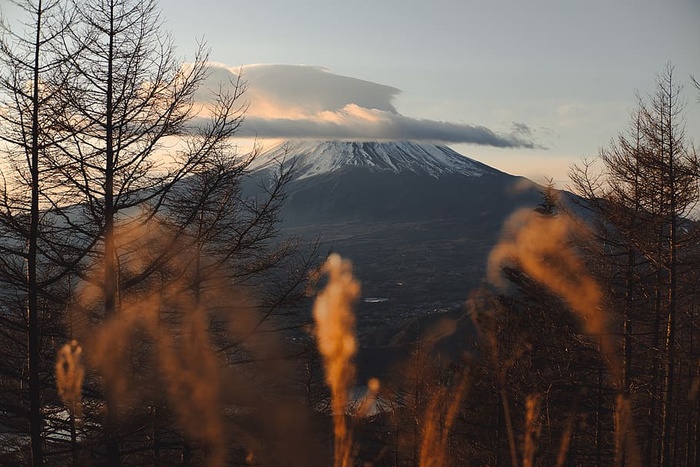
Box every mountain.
[249,140,501,179]
[250,140,537,226]
[248,140,543,372]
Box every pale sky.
[164,0,700,186]
[2,0,699,185]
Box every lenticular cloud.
[193,63,537,148]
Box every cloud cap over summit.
[195,64,537,149]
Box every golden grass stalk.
[82,285,229,466]
[614,394,640,467]
[487,209,621,384]
[418,370,469,467]
[154,304,226,467]
[355,377,381,419]
[501,387,519,467]
[523,394,541,467]
[555,415,574,467]
[55,340,85,420]
[488,209,641,465]
[312,253,361,467]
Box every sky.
[2,0,700,185]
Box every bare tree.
[0,1,79,463]
[570,63,700,467]
[643,65,698,467]
[37,0,246,463]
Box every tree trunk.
[28,2,44,465]
[104,2,120,464]
[660,83,678,467]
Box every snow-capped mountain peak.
[249,140,501,180]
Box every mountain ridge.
[249,140,506,180]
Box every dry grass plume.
[488,208,639,466]
[312,253,361,467]
[55,340,85,420]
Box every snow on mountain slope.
[249,140,503,180]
